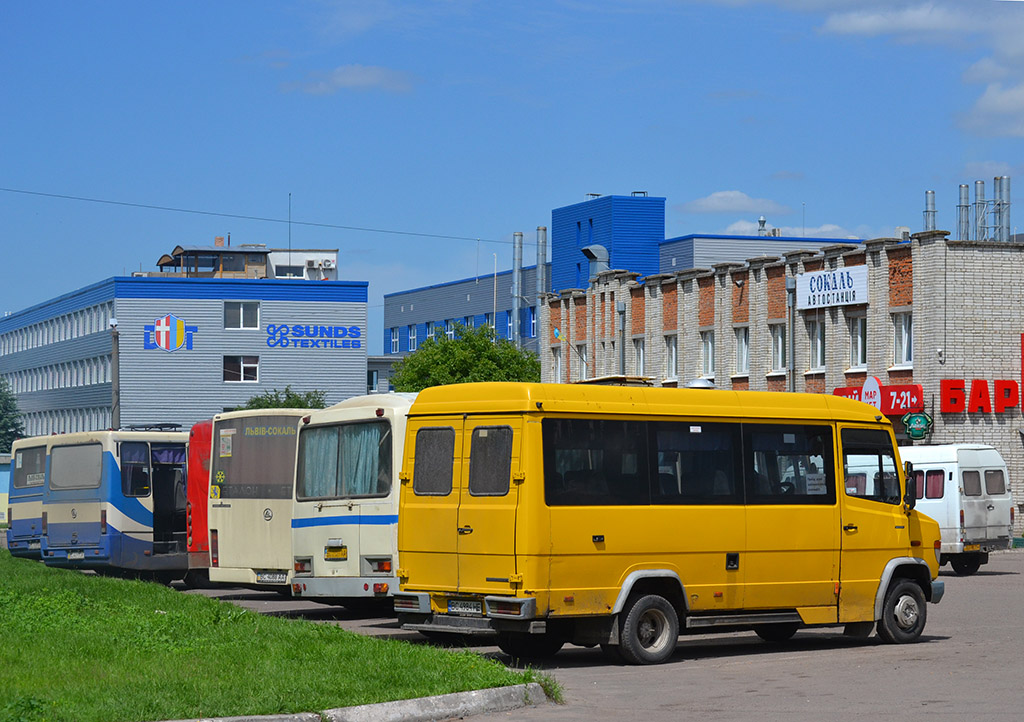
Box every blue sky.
[3,0,1023,352]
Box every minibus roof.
[409,382,887,424]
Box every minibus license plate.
[28,541,41,550]
[67,551,85,561]
[964,543,981,552]
[324,546,348,561]
[448,600,482,616]
[256,571,288,584]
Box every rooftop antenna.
[288,192,292,273]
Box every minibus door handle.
[457,525,474,535]
[843,524,858,532]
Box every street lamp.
[109,318,120,430]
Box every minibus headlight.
[934,539,942,565]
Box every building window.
[368,369,379,393]
[770,324,786,372]
[445,320,455,340]
[507,311,514,340]
[634,339,645,375]
[576,343,588,380]
[529,307,537,338]
[700,331,715,377]
[427,321,437,339]
[735,327,749,375]
[485,312,495,330]
[276,264,303,278]
[408,324,417,351]
[464,315,474,329]
[224,301,259,330]
[807,318,825,370]
[849,315,867,369]
[665,335,678,379]
[223,355,259,382]
[552,346,562,383]
[390,327,399,353]
[894,312,913,366]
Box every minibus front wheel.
[618,594,680,665]
[876,579,927,644]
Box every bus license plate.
[324,546,348,561]
[256,571,288,584]
[67,550,85,561]
[28,541,41,550]
[448,599,483,616]
[964,544,981,552]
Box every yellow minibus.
[394,382,944,664]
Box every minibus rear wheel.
[754,623,798,643]
[618,594,679,665]
[876,579,926,644]
[950,555,982,576]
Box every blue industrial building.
[383,193,861,355]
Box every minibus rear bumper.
[395,592,544,634]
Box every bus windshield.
[297,420,392,500]
[49,444,102,490]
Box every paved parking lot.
[191,551,1024,722]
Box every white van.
[899,444,1015,575]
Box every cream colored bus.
[394,382,944,665]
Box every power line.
[0,186,530,246]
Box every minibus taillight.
[373,582,389,594]
[210,530,219,567]
[371,559,392,573]
[100,510,107,535]
[489,600,524,617]
[294,558,311,574]
[959,510,965,542]
[6,507,10,524]
[41,512,47,536]
[1012,507,1016,526]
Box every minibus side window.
[925,470,944,499]
[985,470,1006,495]
[468,426,512,497]
[743,424,835,505]
[121,442,152,497]
[651,421,740,505]
[962,471,982,497]
[912,470,925,500]
[12,447,46,489]
[840,428,901,505]
[543,418,649,506]
[413,427,455,496]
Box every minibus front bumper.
[930,579,945,605]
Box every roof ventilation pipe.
[994,177,1004,241]
[957,184,971,240]
[1002,176,1012,242]
[512,231,523,347]
[924,191,936,232]
[580,244,610,282]
[975,180,987,241]
[536,226,548,301]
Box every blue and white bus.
[41,428,189,581]
[6,437,49,559]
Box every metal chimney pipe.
[924,190,936,231]
[975,180,987,241]
[1003,176,1012,241]
[993,177,1003,241]
[536,226,547,301]
[512,231,523,347]
[958,184,970,240]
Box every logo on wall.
[902,412,933,441]
[266,324,362,350]
[144,314,198,352]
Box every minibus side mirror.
[903,460,916,511]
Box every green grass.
[0,551,543,722]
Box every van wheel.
[951,555,982,576]
[496,632,564,662]
[754,623,798,643]
[876,580,926,644]
[618,594,679,665]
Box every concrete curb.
[166,683,550,722]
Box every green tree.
[390,323,541,392]
[0,376,25,452]
[241,385,327,410]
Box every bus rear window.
[468,426,512,497]
[50,444,103,490]
[411,427,454,496]
[985,470,1006,495]
[12,446,46,489]
[297,420,393,500]
[212,415,302,499]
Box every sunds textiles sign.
[796,266,868,310]
[266,324,362,350]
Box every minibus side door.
[398,418,462,593]
[837,426,910,623]
[455,416,521,596]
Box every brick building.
[540,230,1024,532]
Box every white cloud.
[724,219,856,238]
[680,190,791,215]
[960,82,1024,137]
[285,64,415,94]
[820,3,971,37]
[963,160,1017,179]
[963,57,1009,84]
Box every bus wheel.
[619,594,679,665]
[876,580,926,644]
[495,632,564,663]
[754,623,798,643]
[951,555,982,576]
